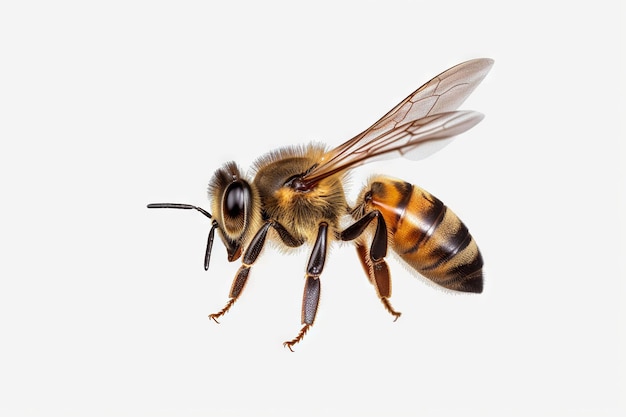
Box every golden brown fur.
[251,144,348,243]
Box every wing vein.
[301,58,493,187]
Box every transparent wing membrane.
[301,58,493,186]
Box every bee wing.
[302,110,484,184]
[301,58,493,185]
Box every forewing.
[302,58,493,184]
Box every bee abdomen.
[371,180,483,293]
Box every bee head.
[208,162,258,246]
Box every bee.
[148,58,493,351]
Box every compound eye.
[224,182,245,218]
[221,181,251,236]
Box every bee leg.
[340,212,401,321]
[355,240,401,321]
[283,222,327,351]
[271,221,306,248]
[208,222,273,323]
[355,240,374,284]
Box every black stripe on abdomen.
[420,220,471,272]
[401,192,446,255]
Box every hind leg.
[341,211,401,320]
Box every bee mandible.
[148,58,493,351]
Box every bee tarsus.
[283,324,311,352]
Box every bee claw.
[208,299,236,325]
[382,297,401,321]
[283,324,310,352]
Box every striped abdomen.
[366,177,483,293]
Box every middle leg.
[283,222,328,351]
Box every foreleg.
[208,222,272,322]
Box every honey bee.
[148,58,493,351]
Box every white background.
[1,1,624,416]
